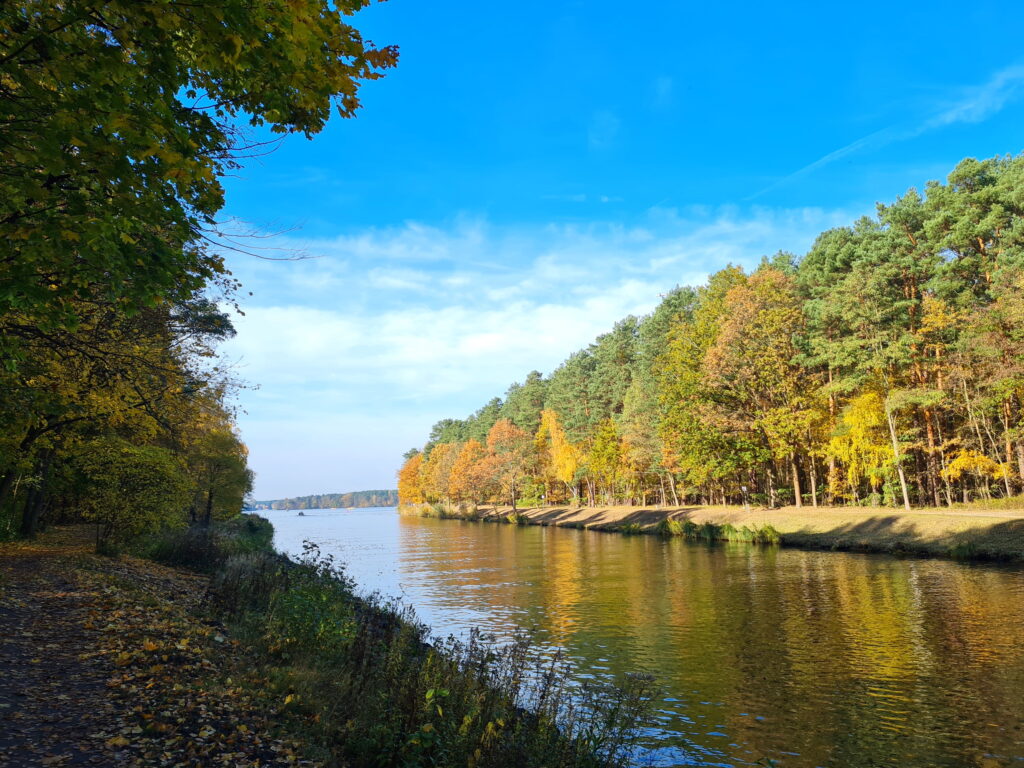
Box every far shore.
[401,502,1024,562]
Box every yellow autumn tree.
[535,409,581,503]
[397,453,425,505]
[826,391,893,501]
[421,443,460,503]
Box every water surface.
[267,507,1024,767]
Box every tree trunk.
[885,409,912,511]
[1017,442,1024,496]
[1003,399,1016,495]
[667,473,679,506]
[808,457,819,508]
[923,409,942,507]
[791,456,802,508]
[202,488,215,527]
[0,470,16,514]
[20,486,39,537]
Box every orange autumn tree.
[486,419,536,509]
[397,453,425,504]
[448,439,491,504]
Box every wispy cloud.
[750,64,1024,199]
[222,205,855,497]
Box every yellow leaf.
[106,735,130,747]
[142,639,158,652]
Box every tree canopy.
[1,0,396,546]
[400,154,1024,512]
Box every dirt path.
[0,527,319,767]
[0,530,120,766]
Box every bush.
[72,438,190,550]
[751,524,781,545]
[697,521,719,541]
[655,518,684,537]
[141,514,274,572]
[207,543,655,768]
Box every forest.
[399,154,1024,512]
[253,489,399,510]
[0,1,396,547]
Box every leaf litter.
[0,527,321,766]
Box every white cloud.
[222,205,856,498]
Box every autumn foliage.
[402,155,1024,511]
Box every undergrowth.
[138,514,274,572]
[162,528,655,767]
[655,518,781,545]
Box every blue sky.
[219,0,1024,499]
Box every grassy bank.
[399,502,1024,562]
[149,516,655,767]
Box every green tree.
[73,438,190,551]
[1,0,397,344]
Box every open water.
[266,506,1024,767]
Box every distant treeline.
[251,490,398,510]
[400,154,1024,511]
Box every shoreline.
[400,503,1024,563]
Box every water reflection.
[268,507,1024,767]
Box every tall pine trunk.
[885,409,912,511]
[790,456,802,508]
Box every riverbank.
[0,523,651,767]
[0,525,317,766]
[400,502,1024,562]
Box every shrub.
[948,541,979,560]
[655,519,685,537]
[207,544,656,768]
[141,514,274,571]
[751,524,781,545]
[697,521,719,541]
[72,438,190,551]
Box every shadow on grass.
[784,516,1024,562]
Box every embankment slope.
[415,504,1024,561]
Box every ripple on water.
[267,508,1024,768]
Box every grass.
[654,518,781,545]
[948,494,1024,511]
[157,520,655,768]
